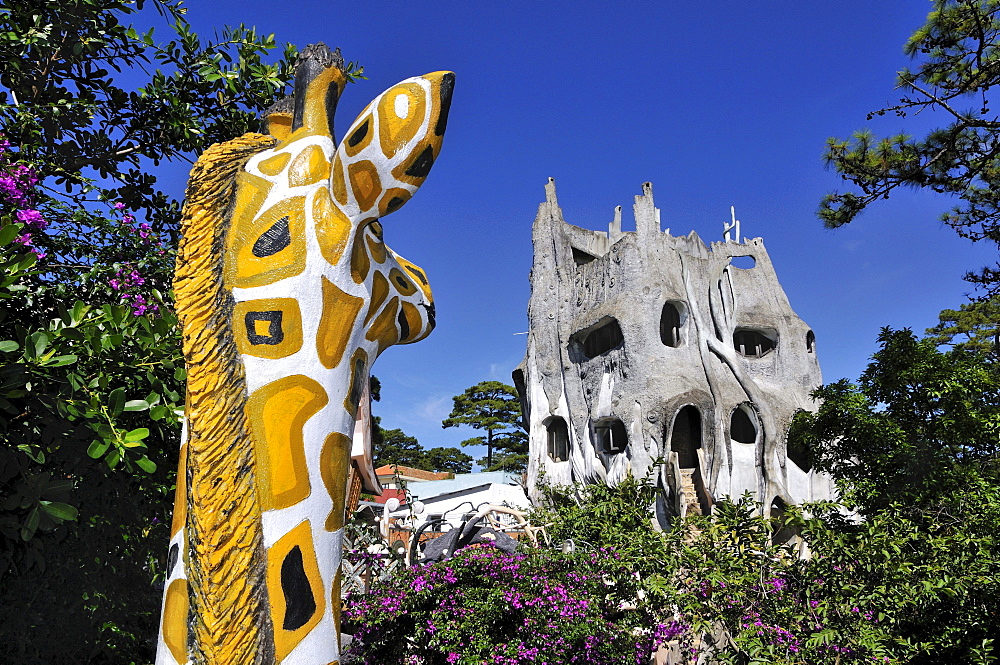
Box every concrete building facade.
[513,180,832,526]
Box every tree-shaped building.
[513,180,832,526]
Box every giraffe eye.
[252,216,291,257]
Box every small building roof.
[374,464,454,482]
[406,471,523,502]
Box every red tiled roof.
[374,464,453,481]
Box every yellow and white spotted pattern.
[155,44,453,665]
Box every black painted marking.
[252,216,291,258]
[404,265,428,286]
[325,80,341,143]
[245,310,284,345]
[424,302,436,329]
[167,543,179,576]
[404,145,435,178]
[386,196,406,213]
[397,306,410,340]
[280,545,316,631]
[348,356,366,412]
[348,119,369,147]
[435,72,455,136]
[394,274,411,290]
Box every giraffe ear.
[330,72,454,221]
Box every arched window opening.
[572,247,597,266]
[659,301,684,347]
[786,421,813,473]
[546,418,570,462]
[806,330,816,354]
[730,255,756,269]
[670,405,702,468]
[575,318,624,359]
[730,406,757,444]
[733,328,776,358]
[594,418,628,454]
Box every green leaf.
[108,387,125,416]
[87,440,110,459]
[0,223,21,246]
[27,331,49,358]
[124,399,150,412]
[40,501,79,522]
[0,340,18,352]
[136,456,157,473]
[46,354,78,367]
[20,506,39,541]
[124,427,149,442]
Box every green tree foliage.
[926,295,1000,352]
[442,380,527,471]
[372,415,473,474]
[789,327,1000,514]
[820,0,1000,293]
[0,0,302,661]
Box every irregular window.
[733,328,776,358]
[670,405,701,468]
[572,247,597,266]
[730,255,756,269]
[659,302,684,347]
[594,418,628,454]
[730,405,757,444]
[806,330,816,354]
[576,318,624,359]
[786,417,813,472]
[770,498,796,544]
[546,417,570,462]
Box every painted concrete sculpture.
[514,180,832,526]
[155,44,453,665]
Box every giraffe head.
[225,43,453,490]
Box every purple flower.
[16,208,47,229]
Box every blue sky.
[166,1,997,464]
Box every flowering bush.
[344,543,687,665]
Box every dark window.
[730,406,757,444]
[670,405,701,468]
[594,418,628,454]
[660,302,683,347]
[806,330,816,354]
[733,328,776,358]
[770,498,796,544]
[572,247,597,266]
[546,418,570,462]
[787,421,813,472]
[579,318,624,359]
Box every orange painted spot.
[377,82,427,159]
[378,187,412,217]
[162,578,189,663]
[246,376,328,510]
[317,276,364,370]
[224,186,307,289]
[170,442,187,538]
[233,298,304,360]
[347,160,382,212]
[343,112,374,157]
[365,295,401,354]
[399,300,431,344]
[267,520,326,661]
[288,144,330,188]
[267,113,293,142]
[350,222,372,284]
[320,432,352,531]
[313,187,352,266]
[364,272,390,325]
[395,256,434,303]
[259,151,291,176]
[332,156,348,207]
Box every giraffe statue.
[155,43,454,665]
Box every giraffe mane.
[174,132,279,664]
